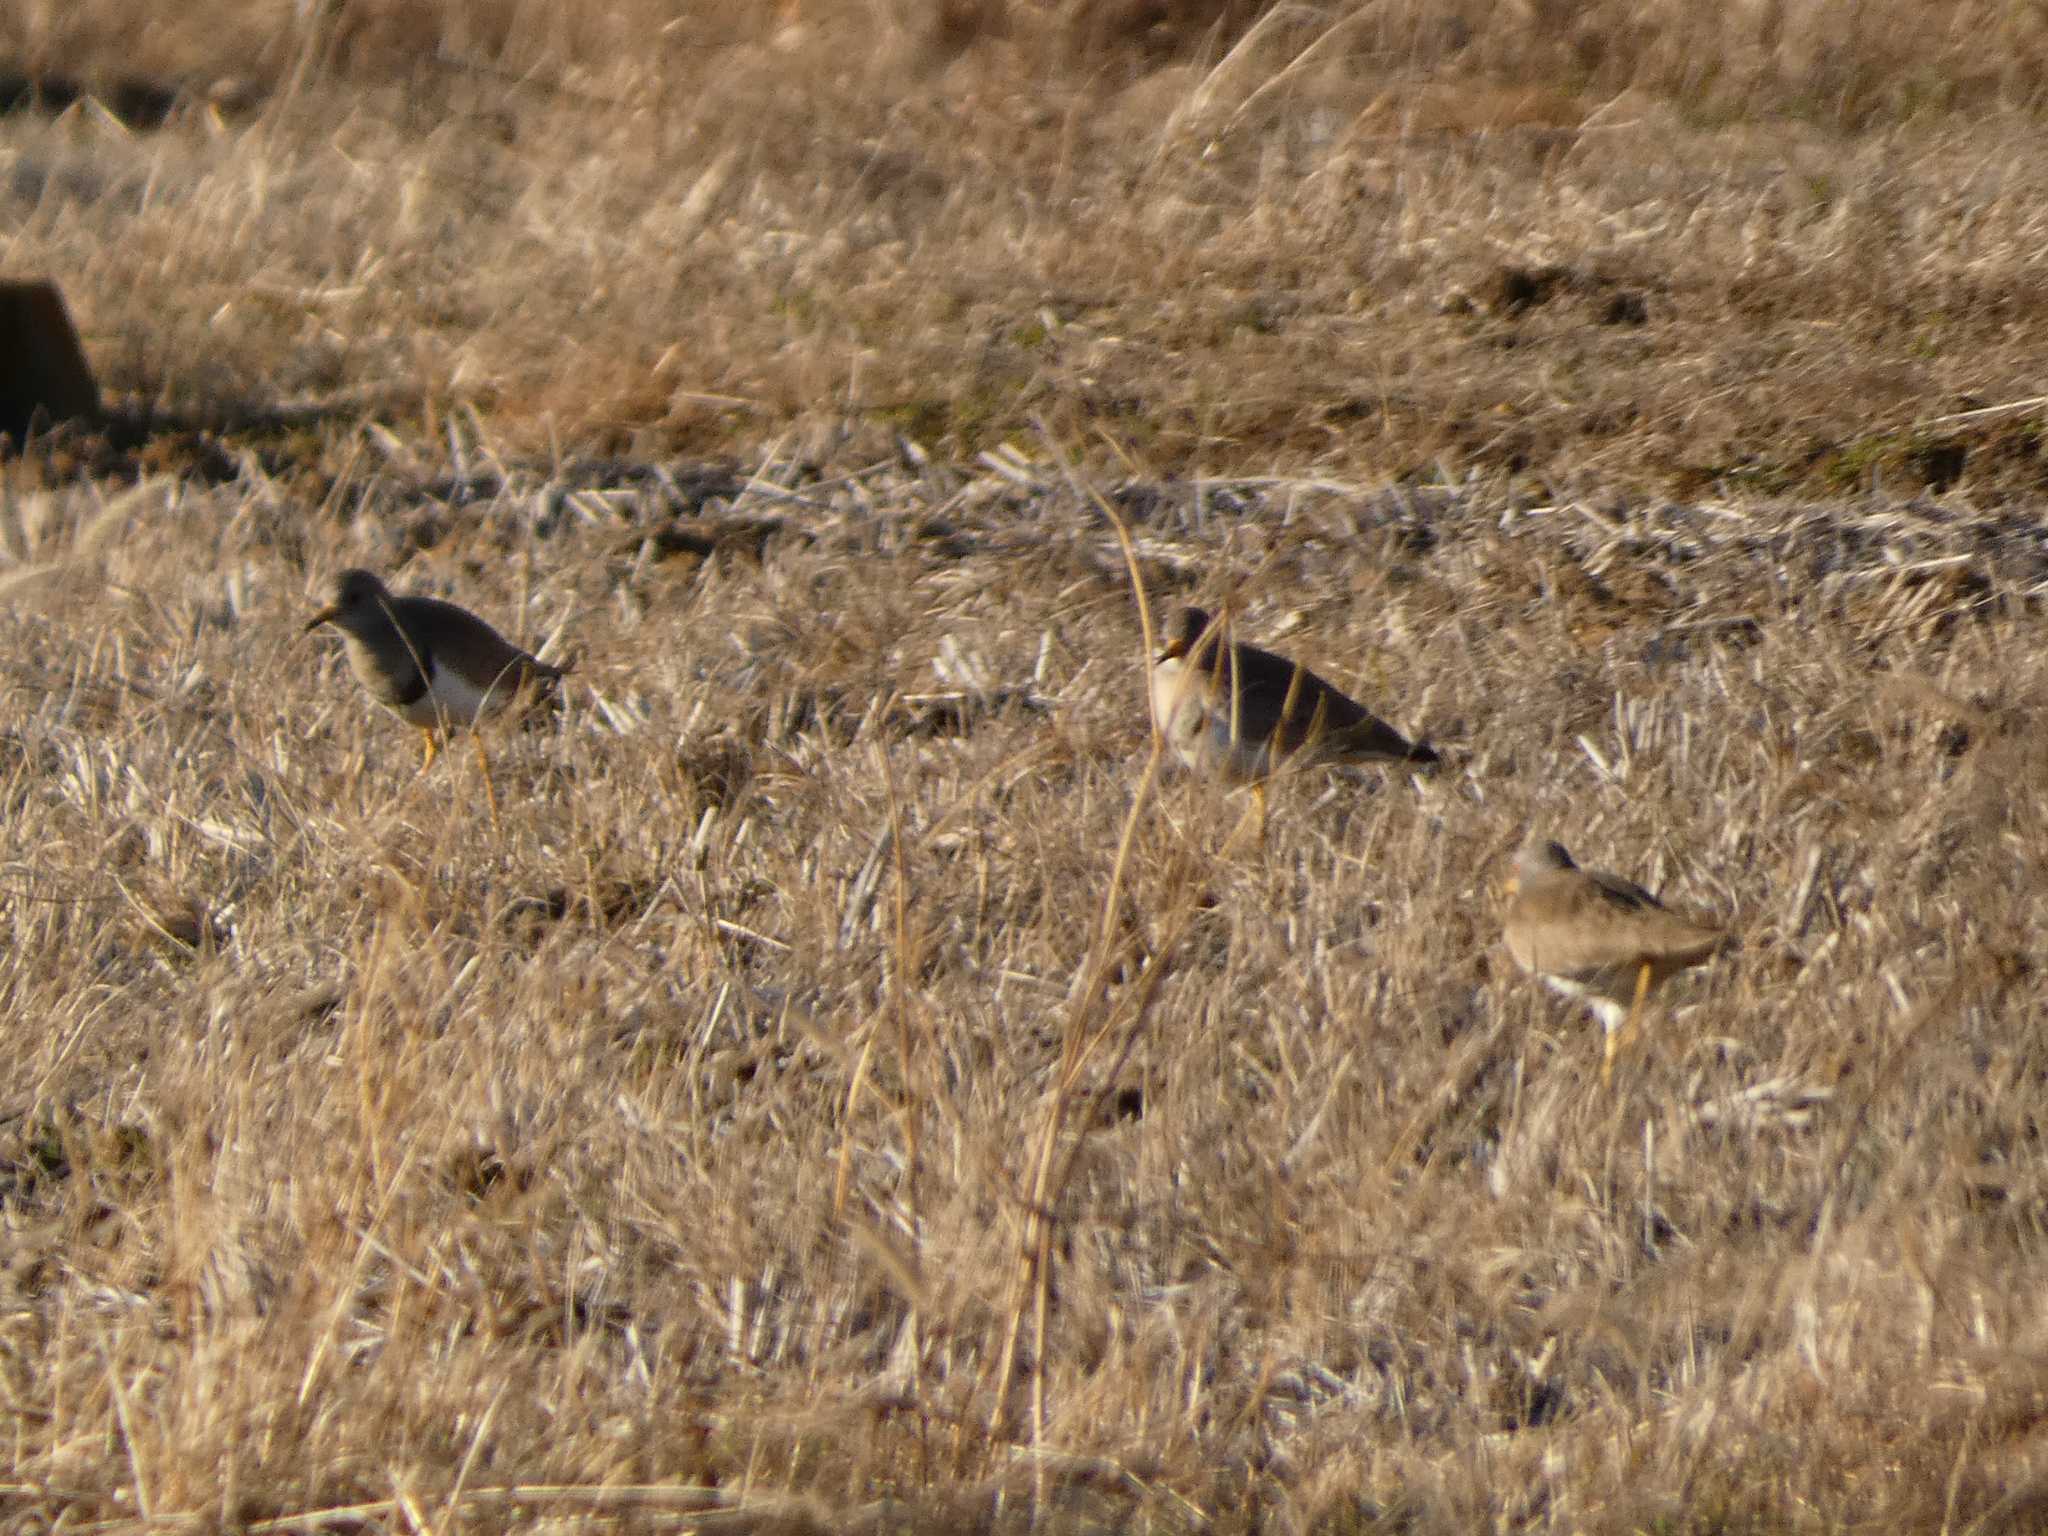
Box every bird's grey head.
[1515,837,1578,879]
[1159,605,1214,661]
[305,568,394,635]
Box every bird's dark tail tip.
[1408,741,1442,767]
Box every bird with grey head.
[304,567,567,823]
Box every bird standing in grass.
[1149,604,1437,834]
[1502,835,1727,1087]
[304,567,565,829]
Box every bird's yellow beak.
[303,604,340,635]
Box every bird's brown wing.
[399,596,562,695]
[1505,868,1721,981]
[1327,708,1436,765]
[1196,639,1410,760]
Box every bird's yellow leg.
[1601,960,1657,1091]
[417,727,439,774]
[1620,959,1654,1053]
[471,731,503,837]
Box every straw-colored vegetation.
[3,2,2048,1531]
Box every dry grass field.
[6,2,2048,1531]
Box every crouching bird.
[1502,835,1728,1088]
[304,567,566,830]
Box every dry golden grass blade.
[832,729,923,1222]
[984,438,1157,1447]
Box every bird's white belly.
[1538,973,1630,1034]
[397,664,500,730]
[1150,659,1206,765]
[1150,658,1267,781]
